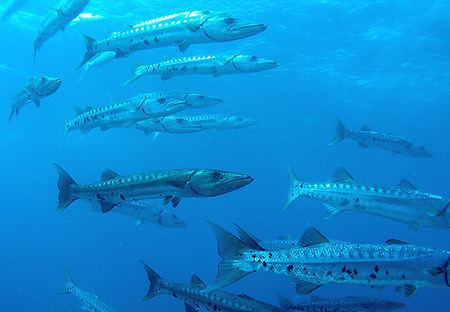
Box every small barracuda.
[284,167,450,230]
[9,76,62,120]
[34,0,90,60]
[123,54,278,85]
[80,10,266,66]
[64,92,222,134]
[279,295,405,312]
[107,200,187,228]
[62,273,115,312]
[142,262,285,312]
[55,165,253,213]
[330,119,432,158]
[207,224,450,296]
[135,114,256,135]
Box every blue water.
[1,0,449,311]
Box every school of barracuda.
[2,0,448,311]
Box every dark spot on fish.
[341,266,347,273]
[369,273,377,279]
[153,36,160,43]
[152,67,155,72]
[353,269,358,275]
[181,65,187,72]
[326,271,332,276]
[287,265,294,273]
[402,274,406,279]
[106,41,110,47]
[374,265,379,273]
[268,253,273,259]
[262,261,267,267]
[346,269,352,275]
[120,194,126,200]
[144,39,150,46]
[385,271,389,275]
[269,265,274,271]
[300,183,304,188]
[193,66,198,71]
[355,197,360,202]
[96,193,105,200]
[129,39,133,43]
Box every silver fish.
[9,76,62,120]
[208,224,450,296]
[55,165,253,213]
[123,54,278,85]
[135,114,256,136]
[330,119,432,158]
[279,295,405,312]
[34,0,90,60]
[142,262,284,312]
[65,92,222,134]
[284,167,450,230]
[62,273,114,312]
[80,10,266,66]
[78,51,116,80]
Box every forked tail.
[55,164,79,211]
[283,165,301,212]
[141,261,167,300]
[329,118,350,145]
[122,66,148,87]
[79,35,97,68]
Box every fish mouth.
[232,23,267,36]
[226,175,254,188]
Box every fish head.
[34,76,62,96]
[188,169,253,196]
[409,144,432,158]
[231,55,278,73]
[184,93,223,108]
[142,97,187,114]
[223,115,257,128]
[159,211,187,228]
[202,13,266,41]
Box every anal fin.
[324,204,344,218]
[100,201,116,213]
[395,284,416,297]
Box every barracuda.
[279,295,405,312]
[284,167,450,230]
[142,262,284,312]
[80,10,266,66]
[34,0,90,60]
[330,119,432,158]
[65,92,222,134]
[55,165,253,213]
[123,54,278,85]
[208,224,450,296]
[62,273,114,312]
[135,114,256,136]
[9,76,62,120]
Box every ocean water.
[0,0,449,311]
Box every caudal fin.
[8,107,16,121]
[283,165,301,212]
[205,222,252,291]
[79,35,97,68]
[141,261,166,300]
[55,164,79,211]
[329,118,350,145]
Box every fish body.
[55,165,253,213]
[9,76,62,120]
[208,224,450,296]
[79,51,116,80]
[136,114,256,135]
[330,119,432,158]
[80,10,266,66]
[108,200,187,228]
[34,0,90,58]
[70,12,106,27]
[63,274,114,312]
[0,0,29,23]
[279,295,405,312]
[142,262,284,312]
[124,54,278,84]
[65,92,221,134]
[285,167,450,230]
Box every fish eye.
[157,98,166,104]
[224,17,235,25]
[176,118,184,123]
[197,95,205,99]
[250,56,257,61]
[212,172,222,179]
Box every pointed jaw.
[231,23,267,38]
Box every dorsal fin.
[386,239,409,245]
[398,179,416,190]
[101,169,120,181]
[330,167,354,182]
[361,125,371,131]
[234,224,264,251]
[299,227,329,247]
[190,275,206,289]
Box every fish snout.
[232,23,267,37]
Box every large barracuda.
[135,114,256,135]
[208,224,450,296]
[142,262,284,312]
[34,0,90,59]
[9,76,62,120]
[124,54,278,85]
[284,167,450,230]
[80,10,266,66]
[55,165,253,213]
[279,295,405,312]
[106,200,187,228]
[65,92,222,134]
[62,273,114,312]
[330,119,432,158]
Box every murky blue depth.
[0,1,449,311]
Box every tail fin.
[329,118,350,145]
[55,164,79,211]
[141,261,166,300]
[122,66,147,87]
[283,165,301,212]
[79,35,97,68]
[8,107,16,121]
[205,222,252,291]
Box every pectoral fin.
[395,284,416,297]
[184,23,200,32]
[172,196,181,208]
[177,41,190,52]
[32,96,41,107]
[324,204,344,218]
[100,201,116,213]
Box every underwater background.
[0,0,449,311]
